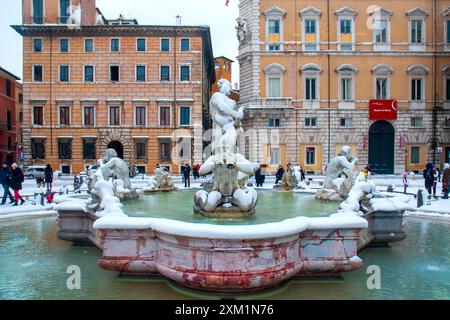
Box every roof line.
[0,66,21,81]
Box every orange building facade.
[211,56,240,101]
[14,0,215,174]
[238,0,450,174]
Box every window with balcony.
[33,38,42,52]
[136,65,146,82]
[161,38,170,52]
[110,38,120,52]
[109,106,120,126]
[83,106,95,126]
[160,66,170,81]
[59,106,70,126]
[60,39,69,52]
[84,65,94,82]
[135,106,146,126]
[85,38,94,52]
[180,65,190,82]
[59,65,69,82]
[32,0,44,24]
[59,0,70,23]
[181,38,190,52]
[179,107,190,126]
[160,106,170,126]
[83,139,96,160]
[33,65,43,82]
[33,106,43,125]
[58,139,72,160]
[31,138,45,159]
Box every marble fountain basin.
[57,198,368,293]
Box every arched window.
[371,64,394,99]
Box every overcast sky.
[0,0,240,84]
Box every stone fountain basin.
[91,214,367,293]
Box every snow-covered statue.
[66,5,81,26]
[236,17,251,46]
[143,167,176,192]
[276,165,300,191]
[194,79,259,217]
[316,146,358,201]
[98,149,132,190]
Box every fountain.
[142,166,177,193]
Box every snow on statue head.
[218,78,233,96]
[98,148,132,190]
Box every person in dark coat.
[184,163,191,188]
[423,163,435,200]
[442,163,450,199]
[44,164,53,191]
[255,167,265,187]
[275,165,284,185]
[192,165,199,180]
[0,162,15,205]
[11,163,25,206]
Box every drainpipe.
[327,0,331,164]
[432,0,438,166]
[49,30,53,156]
[173,26,178,168]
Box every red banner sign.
[369,100,398,120]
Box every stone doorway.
[107,140,124,159]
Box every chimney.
[80,0,97,25]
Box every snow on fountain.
[142,166,176,192]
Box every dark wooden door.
[369,120,395,174]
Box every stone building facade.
[238,0,450,174]
[14,0,215,174]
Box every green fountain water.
[1,191,449,299]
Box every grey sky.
[0,0,240,84]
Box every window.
[19,94,23,104]
[269,147,280,166]
[214,61,220,69]
[84,65,94,82]
[268,19,280,34]
[180,65,190,81]
[305,118,317,127]
[136,142,147,160]
[269,118,280,127]
[179,107,190,126]
[161,38,170,52]
[375,20,388,43]
[6,111,12,131]
[85,38,94,52]
[135,106,146,125]
[411,78,423,101]
[268,44,280,51]
[109,106,120,125]
[305,19,316,34]
[136,38,146,51]
[59,106,70,126]
[60,0,70,23]
[410,146,420,164]
[110,66,120,82]
[446,77,450,101]
[6,79,11,97]
[445,116,450,127]
[376,78,388,99]
[340,19,352,34]
[31,138,45,159]
[83,139,96,160]
[33,65,43,82]
[83,106,95,126]
[305,44,317,51]
[136,65,146,82]
[110,38,120,51]
[411,20,423,43]
[306,147,316,165]
[61,165,71,174]
[268,77,281,97]
[181,38,190,52]
[411,117,423,127]
[58,139,72,160]
[160,66,170,81]
[33,38,42,52]
[305,77,317,100]
[33,0,44,24]
[33,106,43,125]
[159,141,171,160]
[160,106,170,125]
[60,38,69,52]
[447,20,450,44]
[341,77,353,101]
[340,118,352,127]
[340,44,352,51]
[59,65,69,82]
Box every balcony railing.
[30,16,45,24]
[58,16,70,24]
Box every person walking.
[0,162,15,205]
[442,163,449,199]
[423,163,435,200]
[184,163,191,188]
[181,163,186,185]
[300,166,306,181]
[275,165,285,185]
[44,164,53,191]
[73,175,81,193]
[255,167,264,187]
[402,171,408,194]
[11,163,25,206]
[192,165,198,180]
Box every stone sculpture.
[99,149,132,190]
[143,167,176,192]
[236,17,251,46]
[194,79,259,217]
[275,164,300,191]
[315,146,358,201]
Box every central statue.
[194,79,259,217]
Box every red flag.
[225,0,230,6]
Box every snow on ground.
[0,173,448,221]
